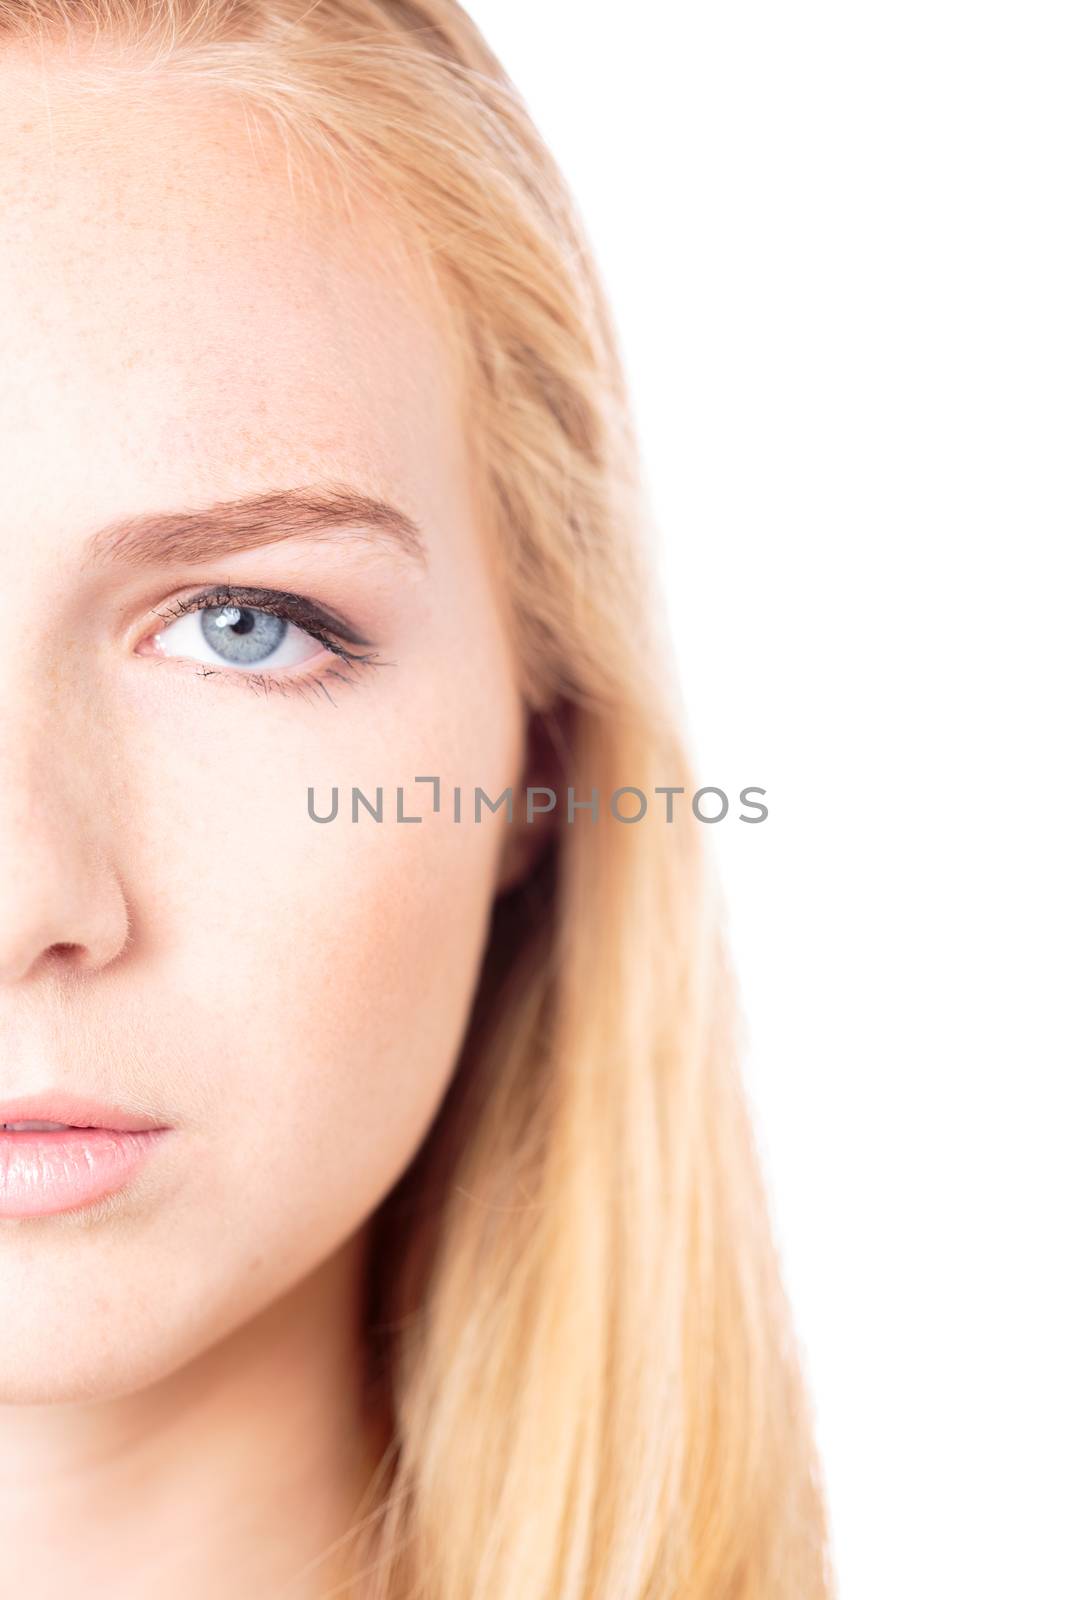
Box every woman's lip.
[0,1127,172,1218]
[0,1092,169,1134]
[0,1093,171,1215]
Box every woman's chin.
[0,1274,222,1408]
[0,1345,175,1407]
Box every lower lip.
[0,1128,172,1218]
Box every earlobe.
[493,703,567,896]
[495,804,555,894]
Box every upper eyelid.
[153,584,376,651]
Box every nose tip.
[0,847,131,987]
[0,920,129,988]
[0,710,132,987]
[0,944,70,987]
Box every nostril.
[44,942,87,968]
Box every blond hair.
[0,3,834,1594]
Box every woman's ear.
[494,702,568,896]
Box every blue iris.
[199,605,287,665]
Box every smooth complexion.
[0,50,539,1598]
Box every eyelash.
[149,584,384,705]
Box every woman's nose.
[0,723,130,986]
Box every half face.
[0,52,525,1401]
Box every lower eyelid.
[136,631,381,703]
[235,657,380,700]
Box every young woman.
[0,2,832,1595]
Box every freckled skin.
[0,47,530,1597]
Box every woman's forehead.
[0,57,469,570]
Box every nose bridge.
[0,676,130,984]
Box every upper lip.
[0,1093,169,1132]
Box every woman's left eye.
[151,599,327,671]
[139,587,381,697]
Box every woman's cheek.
[156,764,503,1198]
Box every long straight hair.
[0,3,834,1594]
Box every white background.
[465,5,1065,1596]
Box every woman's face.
[0,60,525,1401]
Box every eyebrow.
[81,482,427,571]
